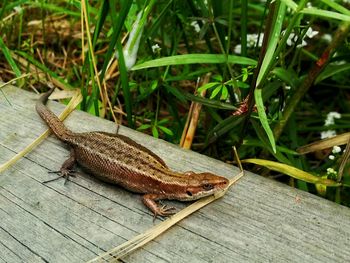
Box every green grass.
[0,0,350,206]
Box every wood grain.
[1,85,350,262]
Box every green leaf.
[243,139,298,155]
[132,54,257,70]
[256,2,286,86]
[251,120,291,164]
[212,75,223,82]
[272,67,299,88]
[137,124,151,131]
[152,125,159,138]
[321,0,350,16]
[164,84,187,103]
[85,97,103,116]
[254,89,276,153]
[0,37,22,85]
[198,82,220,93]
[182,92,237,110]
[207,116,244,145]
[315,64,350,84]
[300,8,350,22]
[281,0,297,11]
[210,85,223,99]
[158,126,174,136]
[236,81,250,89]
[242,68,249,82]
[92,0,109,46]
[220,85,228,100]
[100,0,133,80]
[242,159,341,186]
[116,40,133,127]
[137,80,158,102]
[157,118,170,125]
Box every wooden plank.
[1,85,350,262]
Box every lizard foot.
[153,205,177,221]
[43,169,76,185]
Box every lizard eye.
[186,191,193,196]
[203,183,214,191]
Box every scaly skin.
[36,89,229,217]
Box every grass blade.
[254,89,276,153]
[0,36,22,85]
[300,8,350,21]
[242,159,340,186]
[100,0,133,81]
[116,40,133,127]
[132,54,257,70]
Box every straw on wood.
[0,88,82,173]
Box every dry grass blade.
[180,74,210,149]
[0,88,82,173]
[0,73,31,89]
[81,0,118,122]
[243,158,340,186]
[88,148,244,262]
[297,132,350,154]
[338,137,350,182]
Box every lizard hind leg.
[43,148,76,185]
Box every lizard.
[36,88,229,218]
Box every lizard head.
[182,172,229,201]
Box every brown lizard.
[36,88,229,217]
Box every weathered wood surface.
[0,85,350,263]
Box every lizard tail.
[36,88,74,142]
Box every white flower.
[285,27,317,48]
[332,146,342,154]
[296,40,307,48]
[320,111,340,140]
[324,112,341,126]
[14,6,23,14]
[332,60,346,65]
[329,155,335,160]
[151,44,161,53]
[190,21,200,33]
[327,168,335,173]
[247,33,264,47]
[234,44,242,54]
[286,33,307,48]
[321,34,332,43]
[234,33,264,54]
[321,130,337,139]
[285,85,291,90]
[327,168,338,175]
[305,27,318,39]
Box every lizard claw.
[142,194,177,221]
[43,169,76,184]
[153,205,177,221]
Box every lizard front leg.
[44,148,76,184]
[142,194,177,219]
